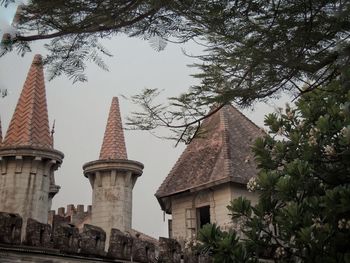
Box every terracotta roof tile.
[2,54,53,149]
[156,104,265,198]
[99,97,128,160]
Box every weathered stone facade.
[0,149,63,230]
[48,204,92,229]
[170,184,259,240]
[0,212,22,245]
[0,212,186,263]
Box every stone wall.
[0,212,22,245]
[48,204,92,229]
[170,185,233,240]
[0,153,61,226]
[0,212,189,263]
[170,183,259,240]
[90,169,134,246]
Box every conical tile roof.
[99,97,128,160]
[2,54,53,149]
[156,104,265,199]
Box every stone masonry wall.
[0,156,58,226]
[48,204,92,230]
[0,212,187,263]
[91,170,133,247]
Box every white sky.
[0,5,288,238]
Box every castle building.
[156,105,264,240]
[83,97,144,247]
[0,53,266,262]
[0,55,63,236]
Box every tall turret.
[0,55,63,232]
[83,97,143,246]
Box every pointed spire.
[3,54,53,149]
[99,97,128,160]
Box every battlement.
[0,211,196,263]
[48,204,92,229]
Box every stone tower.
[0,55,64,228]
[83,97,143,244]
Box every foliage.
[126,0,350,141]
[0,0,180,82]
[1,1,350,139]
[197,224,254,263]
[197,80,350,262]
[175,1,350,104]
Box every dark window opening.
[95,236,101,248]
[67,232,73,246]
[122,242,128,257]
[168,219,173,239]
[39,228,45,244]
[197,206,210,229]
[10,224,16,240]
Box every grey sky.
[0,5,288,238]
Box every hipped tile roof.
[156,104,265,198]
[99,97,128,160]
[2,54,53,149]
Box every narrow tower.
[83,97,143,245]
[0,55,63,227]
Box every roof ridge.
[220,107,233,179]
[99,97,128,160]
[2,54,53,149]
[228,104,265,134]
[156,107,224,197]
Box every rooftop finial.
[33,54,43,65]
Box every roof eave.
[156,176,248,213]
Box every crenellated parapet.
[48,204,92,229]
[0,212,188,263]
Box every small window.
[197,206,210,229]
[185,209,196,229]
[168,219,173,239]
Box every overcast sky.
[0,4,289,238]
